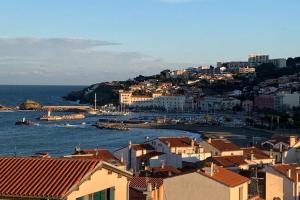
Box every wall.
[67,166,130,200]
[265,167,294,200]
[163,172,231,200]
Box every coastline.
[103,122,275,146]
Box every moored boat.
[15,118,34,125]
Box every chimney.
[167,142,171,148]
[269,149,273,159]
[287,168,291,178]
[161,160,165,169]
[250,150,254,161]
[128,140,132,149]
[191,139,195,147]
[120,153,124,163]
[210,163,214,176]
[289,136,297,147]
[208,138,212,144]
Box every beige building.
[266,164,300,200]
[0,157,132,200]
[163,165,249,200]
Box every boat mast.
[94,93,97,111]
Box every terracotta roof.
[271,164,300,182]
[263,136,295,146]
[199,166,249,187]
[71,149,123,166]
[242,147,270,160]
[0,157,100,199]
[208,139,240,152]
[130,176,164,190]
[159,137,198,148]
[137,151,165,160]
[212,156,247,167]
[131,144,155,151]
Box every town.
[1,54,300,200]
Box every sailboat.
[88,93,98,115]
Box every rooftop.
[130,176,164,190]
[271,164,300,182]
[208,139,241,152]
[69,148,123,166]
[0,157,100,199]
[159,136,198,148]
[200,166,249,187]
[212,156,247,167]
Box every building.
[201,138,243,157]
[254,95,277,110]
[248,55,269,67]
[266,164,300,200]
[276,92,300,110]
[148,136,211,163]
[119,91,186,112]
[261,135,298,163]
[0,157,132,200]
[270,58,287,68]
[114,142,157,171]
[163,165,250,200]
[242,100,253,112]
[239,67,256,74]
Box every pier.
[41,105,92,112]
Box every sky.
[0,0,299,85]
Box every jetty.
[41,105,91,112]
[39,110,85,121]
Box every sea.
[0,85,198,157]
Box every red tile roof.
[242,147,270,160]
[159,136,198,148]
[200,166,249,187]
[71,149,123,166]
[208,139,241,152]
[0,157,100,199]
[271,164,300,182]
[212,156,247,167]
[130,176,163,189]
[131,144,154,151]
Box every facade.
[239,67,256,74]
[163,165,249,200]
[248,55,269,67]
[254,95,277,110]
[270,58,287,68]
[266,164,300,200]
[119,91,186,112]
[277,92,300,110]
[0,157,132,200]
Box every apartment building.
[0,157,132,200]
[119,91,186,112]
[248,55,269,67]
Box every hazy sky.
[0,0,299,85]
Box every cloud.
[0,37,172,85]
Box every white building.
[248,54,269,67]
[270,58,287,68]
[276,92,300,110]
[119,91,186,112]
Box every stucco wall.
[67,167,129,200]
[163,172,246,200]
[265,167,294,200]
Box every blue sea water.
[0,85,197,157]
